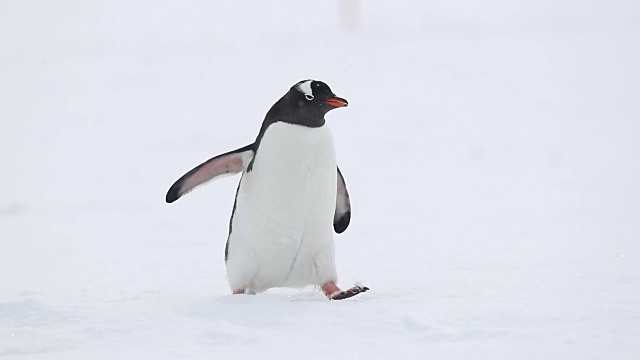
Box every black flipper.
[334,166,351,233]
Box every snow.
[1,0,640,359]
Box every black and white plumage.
[166,80,366,299]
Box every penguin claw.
[329,285,369,300]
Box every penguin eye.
[305,94,314,101]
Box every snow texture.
[1,0,639,359]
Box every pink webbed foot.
[329,285,369,300]
[232,289,256,295]
[322,281,369,300]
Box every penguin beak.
[324,97,348,107]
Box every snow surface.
[1,0,640,359]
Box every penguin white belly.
[225,122,338,292]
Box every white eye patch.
[296,80,314,100]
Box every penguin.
[166,80,368,300]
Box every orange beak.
[324,97,348,107]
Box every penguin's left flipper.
[330,285,369,300]
[166,144,255,203]
[334,166,351,233]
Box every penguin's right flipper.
[166,144,254,203]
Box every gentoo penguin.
[166,80,368,300]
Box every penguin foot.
[232,289,256,295]
[327,285,369,300]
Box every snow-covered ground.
[1,1,639,358]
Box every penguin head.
[288,79,348,119]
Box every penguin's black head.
[290,79,348,110]
[281,80,348,126]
